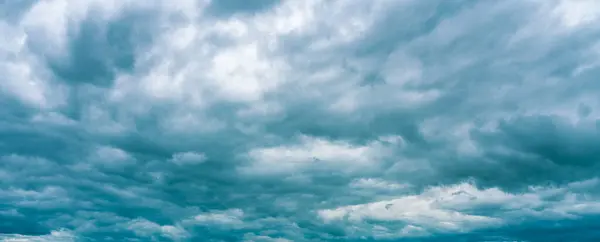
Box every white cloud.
[0,21,66,109]
[2,0,600,240]
[349,178,409,191]
[0,184,73,210]
[0,209,23,218]
[94,146,131,161]
[324,50,440,114]
[0,229,76,242]
[78,146,135,170]
[319,180,600,238]
[126,218,188,241]
[30,112,76,126]
[100,0,426,135]
[20,0,71,57]
[169,151,207,166]
[319,195,501,234]
[159,110,227,134]
[206,42,287,102]
[241,135,398,174]
[77,104,129,135]
[191,208,245,226]
[552,0,600,28]
[0,0,136,110]
[20,0,133,57]
[399,225,430,237]
[108,1,289,108]
[243,233,293,242]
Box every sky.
[1,0,600,241]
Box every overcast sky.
[1,0,600,241]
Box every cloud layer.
[1,0,600,241]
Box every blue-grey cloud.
[1,0,600,241]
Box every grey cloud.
[1,0,600,241]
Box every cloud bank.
[1,0,600,241]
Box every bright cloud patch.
[242,135,399,174]
[2,0,600,241]
[190,209,245,227]
[319,180,600,238]
[0,230,76,242]
[169,151,207,166]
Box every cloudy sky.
[1,0,600,241]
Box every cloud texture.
[1,0,600,241]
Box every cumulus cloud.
[319,179,600,237]
[243,233,293,242]
[241,135,400,175]
[126,218,188,241]
[349,178,410,191]
[2,0,600,241]
[0,20,66,109]
[0,230,76,242]
[169,151,207,166]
